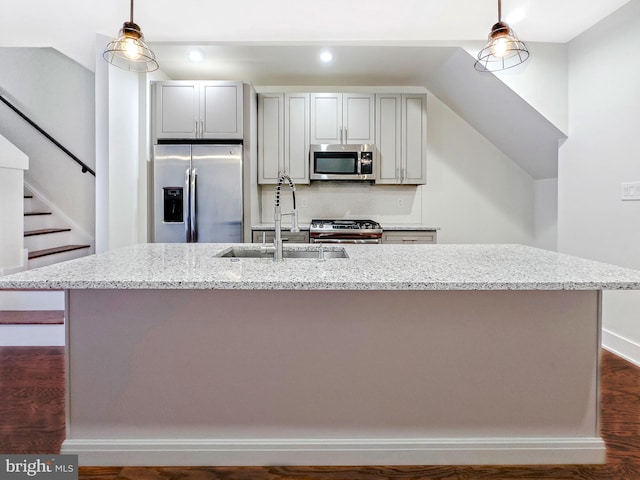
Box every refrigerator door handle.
[190,167,198,242]
[185,168,192,242]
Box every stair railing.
[0,92,96,177]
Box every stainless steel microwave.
[310,144,376,181]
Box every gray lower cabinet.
[382,230,437,244]
[252,230,310,243]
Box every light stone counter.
[1,243,640,291]
[381,224,440,231]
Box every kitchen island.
[3,243,640,466]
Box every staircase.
[0,289,65,346]
[23,187,92,269]
[0,188,90,345]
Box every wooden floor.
[0,347,639,479]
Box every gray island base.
[4,243,640,465]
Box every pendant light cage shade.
[474,22,529,72]
[103,0,159,73]
[474,0,530,72]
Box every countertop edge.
[2,280,640,291]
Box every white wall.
[422,94,534,244]
[0,48,95,241]
[96,34,167,252]
[559,0,640,364]
[0,134,28,274]
[534,178,558,251]
[476,42,569,136]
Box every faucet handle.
[290,208,300,232]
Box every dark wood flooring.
[0,310,64,324]
[0,347,639,479]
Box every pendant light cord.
[497,0,502,21]
[130,0,134,23]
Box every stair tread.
[25,228,72,237]
[24,211,52,216]
[0,310,64,325]
[29,245,90,260]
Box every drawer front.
[252,230,310,243]
[382,231,437,244]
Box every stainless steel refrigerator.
[153,144,243,243]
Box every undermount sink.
[216,247,349,259]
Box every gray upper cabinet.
[375,93,427,185]
[258,93,310,184]
[310,93,375,145]
[154,81,243,140]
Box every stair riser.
[25,230,74,251]
[23,195,47,214]
[28,246,92,269]
[24,214,57,230]
[0,324,65,346]
[0,290,64,310]
[23,197,34,212]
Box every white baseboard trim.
[602,328,640,367]
[62,437,606,466]
[0,324,65,346]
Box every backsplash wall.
[259,182,422,225]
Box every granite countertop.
[382,225,440,231]
[2,243,640,291]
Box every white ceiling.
[150,44,457,84]
[0,0,632,72]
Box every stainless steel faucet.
[273,174,299,261]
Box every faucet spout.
[273,174,299,261]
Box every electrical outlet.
[397,198,404,208]
[621,182,640,201]
[300,198,308,208]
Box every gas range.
[309,219,383,244]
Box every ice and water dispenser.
[162,187,184,223]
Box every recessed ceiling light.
[188,50,205,63]
[320,51,333,63]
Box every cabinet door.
[155,82,199,139]
[402,94,427,185]
[258,93,284,184]
[284,93,310,184]
[201,82,243,139]
[310,93,342,144]
[375,94,402,184]
[343,94,375,144]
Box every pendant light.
[474,0,529,72]
[103,0,159,73]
